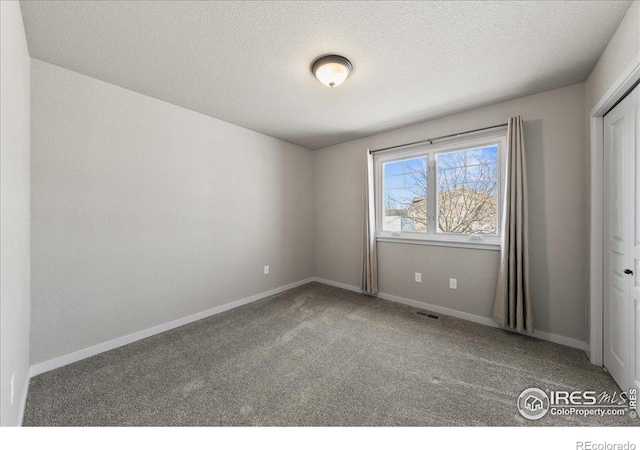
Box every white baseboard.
[29,278,315,377]
[312,277,588,352]
[311,277,363,294]
[531,330,589,353]
[28,275,589,379]
[18,374,29,427]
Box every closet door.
[629,84,640,399]
[603,84,636,392]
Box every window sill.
[376,235,500,251]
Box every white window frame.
[374,130,506,250]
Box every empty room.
[1,0,640,444]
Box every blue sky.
[384,145,498,211]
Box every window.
[375,133,505,249]
[383,157,428,232]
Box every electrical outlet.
[449,278,457,289]
[415,272,422,283]
[10,374,14,406]
[264,265,269,275]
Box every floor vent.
[416,311,439,320]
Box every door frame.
[590,53,640,366]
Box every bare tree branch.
[383,149,498,234]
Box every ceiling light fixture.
[311,55,353,88]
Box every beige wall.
[1,1,31,426]
[584,0,639,348]
[30,59,314,365]
[20,0,640,382]
[314,84,587,342]
[586,1,639,113]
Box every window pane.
[383,157,428,232]
[436,145,498,235]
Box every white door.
[630,85,640,399]
[604,83,640,393]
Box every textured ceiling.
[21,1,632,149]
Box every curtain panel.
[493,116,533,332]
[362,149,378,294]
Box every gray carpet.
[24,282,638,426]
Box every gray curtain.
[362,149,378,294]
[493,116,533,332]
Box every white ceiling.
[21,1,632,149]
